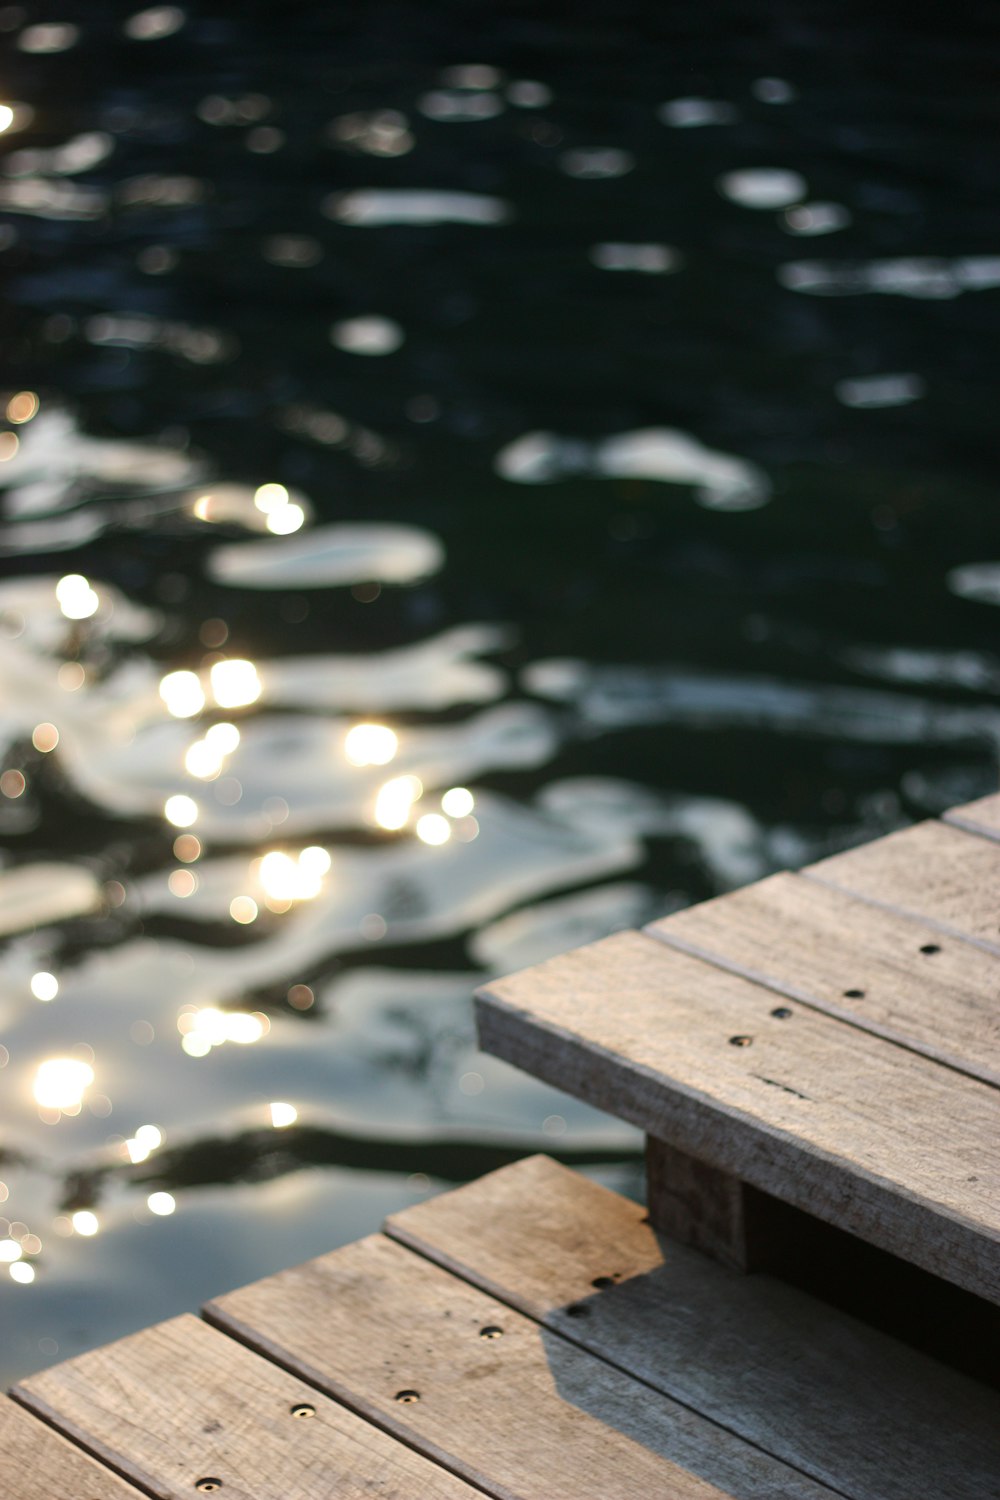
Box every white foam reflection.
[418,91,504,122]
[4,132,114,177]
[207,524,444,589]
[523,658,1000,756]
[496,428,770,511]
[835,373,926,408]
[325,190,511,226]
[658,98,737,128]
[718,169,806,208]
[0,864,102,937]
[261,625,509,711]
[947,563,1000,606]
[590,243,679,274]
[779,256,1000,298]
[0,179,107,219]
[330,317,404,355]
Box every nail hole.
[843,989,865,999]
[290,1403,315,1419]
[566,1302,591,1317]
[729,1035,753,1047]
[591,1276,615,1289]
[196,1482,223,1494]
[770,1007,793,1020]
[919,944,941,955]
[479,1326,503,1340]
[395,1389,420,1404]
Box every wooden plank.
[15,1313,479,1500]
[208,1231,839,1500]
[943,791,1000,842]
[475,930,1000,1302]
[645,871,1000,1086]
[804,818,1000,952]
[386,1155,1000,1500]
[0,1392,142,1499]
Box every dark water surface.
[0,2,998,1382]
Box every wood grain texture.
[15,1313,478,1500]
[476,930,1000,1302]
[209,1231,838,1500]
[944,792,1000,842]
[386,1155,1000,1500]
[645,1136,756,1268]
[646,871,1000,1086]
[804,818,1000,952]
[0,1392,142,1499]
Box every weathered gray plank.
[476,930,1000,1301]
[804,818,1000,952]
[645,1135,758,1268]
[944,791,1000,842]
[15,1313,479,1500]
[386,1155,1000,1500]
[0,1392,142,1499]
[209,1231,838,1500]
[645,870,1000,1086]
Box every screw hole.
[919,943,941,955]
[729,1035,753,1047]
[770,1006,793,1020]
[395,1389,420,1404]
[565,1302,591,1318]
[479,1326,503,1340]
[290,1403,315,1419]
[196,1482,223,1494]
[591,1276,615,1289]
[843,989,865,999]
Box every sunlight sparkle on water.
[31,722,59,752]
[374,774,423,829]
[205,722,240,753]
[9,1262,34,1284]
[71,1211,99,1236]
[147,1192,175,1216]
[266,502,305,534]
[56,574,99,620]
[230,895,258,924]
[177,1006,267,1051]
[259,850,324,903]
[270,1102,297,1128]
[6,390,38,421]
[0,106,14,134]
[33,1058,94,1110]
[345,723,398,766]
[30,972,58,1002]
[0,1239,22,1263]
[160,670,205,718]
[441,787,475,817]
[164,794,199,827]
[173,833,201,862]
[210,658,261,708]
[416,813,451,846]
[254,483,289,514]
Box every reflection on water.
[0,3,998,1382]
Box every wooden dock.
[4,797,999,1498]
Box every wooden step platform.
[6,1156,999,1499]
[477,799,1000,1310]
